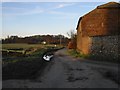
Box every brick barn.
[76,2,120,61]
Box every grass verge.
[67,49,89,58]
[2,47,61,80]
[67,49,119,63]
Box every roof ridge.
[97,1,120,9]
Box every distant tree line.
[2,35,70,45]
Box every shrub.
[68,49,89,58]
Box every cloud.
[2,7,25,10]
[48,11,79,19]
[2,0,120,2]
[25,6,44,15]
[2,6,44,16]
[16,9,43,15]
[2,3,78,20]
[53,3,76,9]
[49,11,78,15]
[2,3,76,16]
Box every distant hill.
[2,35,70,46]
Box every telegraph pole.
[60,34,62,46]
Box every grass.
[67,49,119,63]
[2,43,44,50]
[2,48,46,80]
[2,44,44,55]
[88,54,119,63]
[2,44,63,50]
[2,44,55,64]
[2,44,62,56]
[2,43,62,80]
[67,49,89,58]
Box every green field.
[2,44,45,56]
[2,43,62,50]
[2,43,62,60]
[2,43,44,50]
[2,43,62,55]
[2,43,62,80]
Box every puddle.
[95,68,120,85]
[103,71,120,84]
[67,76,88,82]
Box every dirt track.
[2,48,119,88]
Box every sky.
[1,1,119,39]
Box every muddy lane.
[2,49,119,88]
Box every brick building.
[76,2,120,61]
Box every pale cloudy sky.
[1,0,119,38]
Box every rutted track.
[2,48,119,88]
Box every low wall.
[90,35,120,61]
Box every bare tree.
[67,30,76,40]
[67,30,77,49]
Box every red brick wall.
[81,8,120,36]
[77,21,92,54]
[77,8,120,55]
